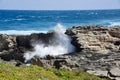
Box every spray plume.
[24,23,75,62]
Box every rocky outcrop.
[65,26,120,80]
[0,32,55,62]
[0,34,16,52]
[16,32,55,52]
[66,26,120,53]
[1,26,120,80]
[0,34,23,62]
[109,68,120,77]
[31,55,79,71]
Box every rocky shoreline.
[0,26,120,80]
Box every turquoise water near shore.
[0,9,120,34]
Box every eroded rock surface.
[66,26,120,53]
[65,26,120,80]
[0,26,120,80]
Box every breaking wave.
[24,23,75,62]
[0,30,47,35]
[109,22,120,26]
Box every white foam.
[0,30,47,35]
[109,22,120,26]
[2,18,26,22]
[14,18,26,21]
[24,23,75,61]
[88,12,98,15]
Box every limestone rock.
[0,34,16,52]
[115,77,120,80]
[66,26,120,53]
[1,26,120,80]
[87,70,108,77]
[109,68,120,77]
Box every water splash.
[24,23,75,62]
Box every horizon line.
[0,8,120,11]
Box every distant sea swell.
[0,9,120,35]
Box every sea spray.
[24,23,75,62]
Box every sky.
[0,0,120,10]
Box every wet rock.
[30,33,55,45]
[16,35,32,49]
[0,32,56,62]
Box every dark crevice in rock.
[114,40,120,45]
[71,37,83,52]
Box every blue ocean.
[0,9,120,34]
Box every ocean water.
[0,9,120,34]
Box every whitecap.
[109,22,120,26]
[13,18,26,21]
[0,30,47,35]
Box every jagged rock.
[16,32,55,52]
[53,59,67,69]
[109,68,120,77]
[0,34,16,52]
[0,51,25,62]
[16,35,32,49]
[31,58,44,67]
[87,70,108,77]
[66,26,120,53]
[1,26,120,80]
[30,33,55,45]
[0,34,25,63]
[31,55,79,70]
[53,58,79,70]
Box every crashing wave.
[24,23,75,62]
